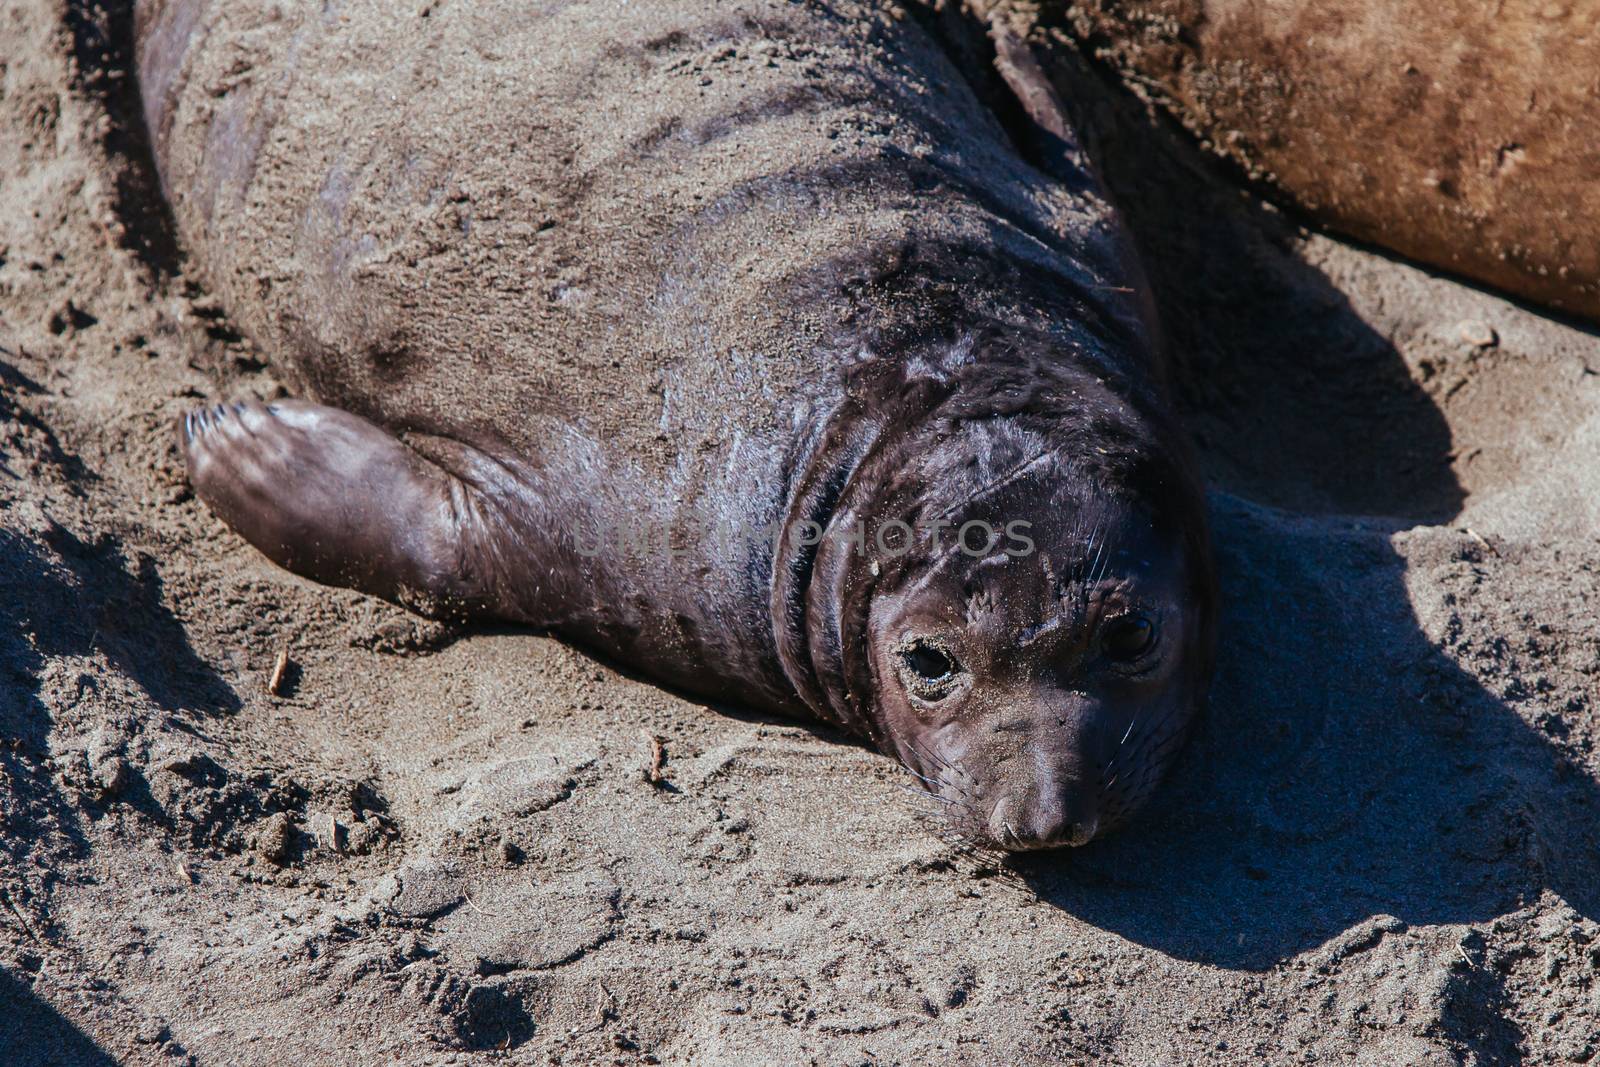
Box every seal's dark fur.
[141,0,1216,849]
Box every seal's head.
[867,466,1213,851]
[774,335,1215,852]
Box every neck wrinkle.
[769,389,886,736]
[769,357,961,742]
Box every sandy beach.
[3,2,1598,1063]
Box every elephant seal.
[136,0,1216,850]
[1005,0,1600,322]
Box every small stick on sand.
[1464,527,1500,557]
[595,981,618,1025]
[320,813,342,854]
[266,644,290,696]
[641,731,667,787]
[1458,321,1498,348]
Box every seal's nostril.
[993,790,1101,850]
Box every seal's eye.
[899,640,960,695]
[1101,616,1155,662]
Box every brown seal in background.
[991,0,1600,321]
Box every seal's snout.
[990,789,1101,851]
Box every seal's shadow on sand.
[1004,41,1600,970]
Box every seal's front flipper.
[180,399,517,619]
